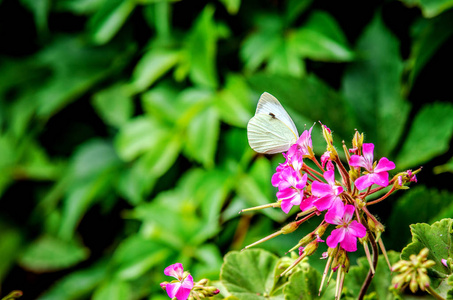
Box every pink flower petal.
[164,263,184,278]
[325,201,345,225]
[175,279,193,300]
[354,174,374,190]
[300,195,315,211]
[339,231,358,252]
[348,221,367,238]
[342,205,355,223]
[311,181,332,198]
[326,228,345,249]
[313,194,337,211]
[370,172,389,187]
[362,143,375,167]
[323,170,335,186]
[349,155,366,168]
[166,282,182,298]
[181,274,194,290]
[278,188,302,213]
[374,157,395,173]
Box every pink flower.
[312,170,344,211]
[276,170,308,213]
[349,143,395,190]
[285,144,304,171]
[321,151,331,169]
[163,263,194,300]
[294,126,314,158]
[442,259,448,267]
[325,203,366,252]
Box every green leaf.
[267,41,306,77]
[129,49,181,94]
[184,105,219,168]
[284,264,335,299]
[119,132,180,204]
[434,156,453,174]
[289,11,354,62]
[216,74,254,128]
[141,83,182,123]
[405,11,453,91]
[37,261,108,300]
[58,140,122,239]
[221,249,283,299]
[401,219,453,297]
[35,37,132,119]
[0,223,23,283]
[396,102,453,169]
[19,235,89,272]
[399,0,453,17]
[341,13,409,157]
[240,15,282,73]
[285,0,313,25]
[186,5,221,88]
[88,0,136,45]
[92,279,131,300]
[54,0,105,15]
[236,157,286,222]
[388,186,453,250]
[345,252,401,299]
[115,116,169,161]
[92,83,134,128]
[219,0,241,14]
[19,0,50,36]
[112,235,170,280]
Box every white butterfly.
[247,92,299,154]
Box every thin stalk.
[366,187,396,206]
[358,232,378,300]
[426,285,445,300]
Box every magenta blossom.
[285,144,304,171]
[163,263,194,300]
[325,203,366,252]
[312,170,344,211]
[276,170,308,213]
[349,143,395,190]
[294,125,314,158]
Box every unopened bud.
[419,248,429,259]
[418,273,430,291]
[281,221,301,234]
[315,222,329,238]
[409,277,418,293]
[160,281,168,290]
[352,130,364,149]
[303,240,319,256]
[197,278,208,285]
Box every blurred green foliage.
[0,0,453,299]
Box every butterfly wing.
[247,113,298,154]
[255,92,299,137]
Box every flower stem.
[426,285,445,300]
[333,157,351,193]
[366,187,396,206]
[358,228,378,299]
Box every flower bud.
[281,221,301,234]
[418,273,430,291]
[409,276,418,293]
[303,240,320,256]
[160,282,168,290]
[352,131,364,150]
[315,222,329,238]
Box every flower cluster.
[160,263,219,300]
[392,248,435,295]
[243,124,420,299]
